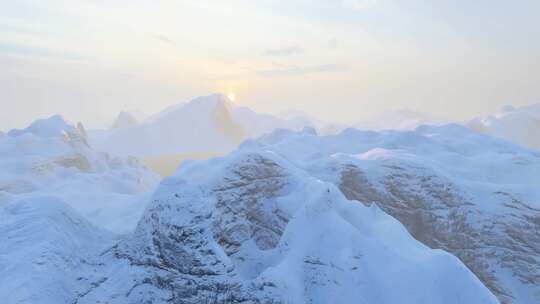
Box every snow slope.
[238,125,540,303]
[0,197,115,304]
[0,115,159,233]
[467,103,540,150]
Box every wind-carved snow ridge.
[70,148,497,304]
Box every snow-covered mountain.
[0,115,163,303]
[111,111,146,129]
[9,136,495,304]
[467,103,540,150]
[236,125,540,303]
[90,94,328,158]
[90,95,245,157]
[2,107,537,303]
[0,115,159,233]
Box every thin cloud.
[0,42,90,62]
[327,38,339,49]
[152,34,176,46]
[342,0,377,9]
[257,63,348,77]
[263,46,304,56]
[0,23,46,37]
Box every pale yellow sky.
[1,0,539,129]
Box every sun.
[227,92,236,102]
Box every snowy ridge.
[74,148,496,303]
[8,114,82,139]
[0,115,159,233]
[0,115,160,303]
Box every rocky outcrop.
[336,163,521,302]
[331,157,540,304]
[211,154,288,254]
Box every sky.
[1,0,539,130]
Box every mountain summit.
[91,94,245,157]
[90,94,326,159]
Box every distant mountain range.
[92,96,540,166]
[90,94,330,158]
[467,103,540,150]
[89,94,340,175]
[354,109,446,131]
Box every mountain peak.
[500,105,516,113]
[111,111,140,129]
[8,115,74,138]
[185,93,234,110]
